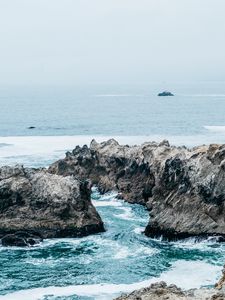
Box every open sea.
[0,82,225,299]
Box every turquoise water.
[1,82,225,299]
[0,190,225,300]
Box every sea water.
[1,82,225,299]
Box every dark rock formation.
[1,231,42,247]
[49,139,225,240]
[114,281,225,300]
[0,165,104,245]
[158,91,174,96]
[27,126,36,129]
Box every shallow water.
[0,189,225,300]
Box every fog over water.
[0,0,225,85]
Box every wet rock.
[0,165,104,242]
[1,231,42,247]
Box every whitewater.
[0,189,224,300]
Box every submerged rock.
[114,281,225,300]
[50,140,225,240]
[0,165,104,244]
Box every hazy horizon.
[0,0,225,85]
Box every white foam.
[114,247,130,259]
[97,192,118,201]
[92,200,122,207]
[204,126,225,132]
[182,94,225,97]
[114,206,135,220]
[0,260,221,300]
[133,227,145,234]
[172,237,215,250]
[160,260,221,288]
[113,243,157,260]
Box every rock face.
[0,165,104,245]
[145,143,225,240]
[114,281,225,300]
[49,139,225,240]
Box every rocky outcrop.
[114,281,225,300]
[158,91,174,96]
[144,143,225,240]
[49,139,225,240]
[49,139,157,205]
[0,165,104,245]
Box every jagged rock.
[0,165,104,244]
[144,143,225,240]
[114,282,225,300]
[49,140,225,240]
[49,139,154,205]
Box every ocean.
[0,82,225,299]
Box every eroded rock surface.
[0,165,104,245]
[114,282,225,300]
[49,139,225,240]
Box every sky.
[0,0,225,85]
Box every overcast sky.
[0,0,225,85]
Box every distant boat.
[158,91,174,96]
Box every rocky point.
[0,165,104,246]
[49,139,225,241]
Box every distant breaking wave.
[180,94,225,97]
[204,126,225,132]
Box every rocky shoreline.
[1,139,225,297]
[1,138,225,243]
[114,281,225,300]
[0,165,104,246]
[49,139,225,241]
